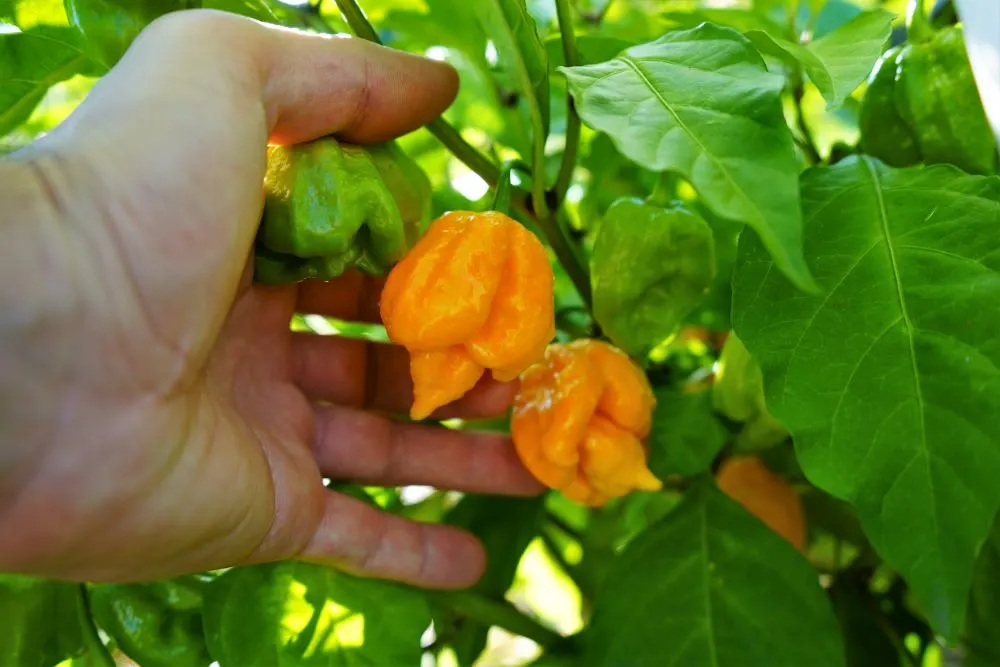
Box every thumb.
[55,8,460,147]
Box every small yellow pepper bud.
[511,339,662,506]
[380,210,555,420]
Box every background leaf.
[663,8,788,36]
[591,197,715,359]
[745,9,895,108]
[473,0,550,137]
[562,23,815,293]
[647,387,728,478]
[438,495,544,666]
[0,26,93,135]
[585,478,846,667]
[15,0,67,27]
[203,561,432,666]
[732,157,1000,640]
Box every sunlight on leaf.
[511,540,584,635]
[733,157,1000,640]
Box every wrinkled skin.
[0,11,542,588]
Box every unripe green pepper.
[859,19,998,175]
[254,137,431,284]
[89,580,210,667]
[858,48,922,168]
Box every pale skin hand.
[0,10,542,587]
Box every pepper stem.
[492,161,531,216]
[906,0,935,43]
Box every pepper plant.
[2,0,1000,665]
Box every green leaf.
[663,8,788,36]
[731,156,1000,640]
[0,25,92,136]
[441,495,544,666]
[585,478,846,667]
[647,387,728,478]
[383,0,488,70]
[203,562,432,666]
[473,0,550,137]
[590,197,715,359]
[1,0,14,22]
[202,0,277,21]
[965,514,1000,665]
[745,9,895,108]
[64,0,187,68]
[561,23,816,293]
[0,575,84,666]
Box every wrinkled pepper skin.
[255,137,431,284]
[716,456,806,552]
[859,26,999,175]
[380,210,555,420]
[510,340,662,507]
[89,580,210,667]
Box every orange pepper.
[380,210,555,420]
[511,339,662,506]
[716,456,807,552]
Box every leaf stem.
[76,585,116,667]
[431,590,563,647]
[553,0,581,205]
[906,0,935,42]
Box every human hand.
[0,10,542,588]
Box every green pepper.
[858,48,922,168]
[0,575,85,666]
[89,580,211,667]
[859,6,998,175]
[254,136,431,285]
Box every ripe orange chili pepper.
[380,210,555,420]
[511,339,662,506]
[716,456,807,552]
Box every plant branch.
[553,0,581,205]
[331,0,500,188]
[432,590,563,648]
[537,209,592,308]
[546,510,583,540]
[792,79,821,164]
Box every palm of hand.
[0,11,540,588]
